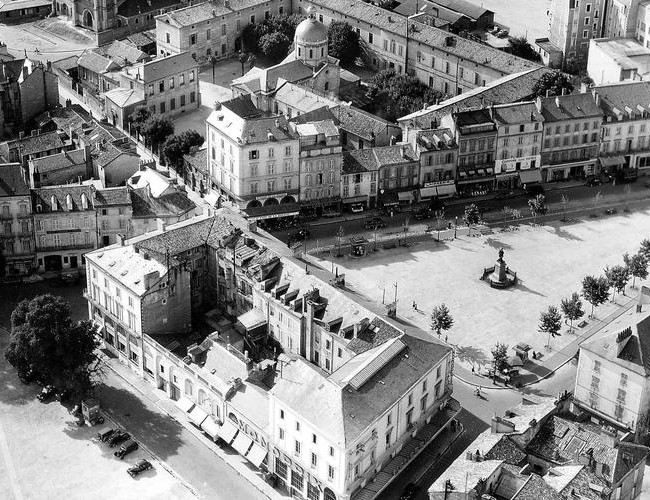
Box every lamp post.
[454,216,458,239]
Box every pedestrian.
[445,335,448,342]
[414,302,417,311]
[471,366,475,374]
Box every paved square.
[314,212,650,369]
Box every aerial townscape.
[4,0,650,499]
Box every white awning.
[398,191,413,201]
[434,184,456,196]
[419,186,438,198]
[232,432,253,456]
[176,397,195,413]
[200,417,221,440]
[188,405,208,426]
[245,442,268,468]
[218,420,239,444]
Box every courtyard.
[312,210,650,371]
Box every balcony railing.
[85,291,138,338]
[38,242,95,252]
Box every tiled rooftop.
[0,162,30,197]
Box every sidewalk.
[102,355,289,500]
[452,291,641,389]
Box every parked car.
[350,203,364,213]
[413,208,432,220]
[364,217,386,230]
[52,273,79,287]
[114,439,139,459]
[288,228,310,244]
[525,184,545,196]
[585,175,603,186]
[97,427,116,443]
[400,483,420,500]
[37,385,56,402]
[127,459,153,477]
[108,430,131,447]
[55,388,71,403]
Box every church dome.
[295,15,327,44]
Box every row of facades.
[83,211,459,500]
[204,81,650,216]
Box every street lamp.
[454,216,458,239]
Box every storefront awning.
[599,156,625,167]
[518,169,542,184]
[218,420,239,444]
[237,308,267,331]
[382,191,399,206]
[419,186,438,198]
[244,202,300,221]
[200,417,221,440]
[245,442,268,468]
[398,191,413,201]
[176,397,195,413]
[232,432,253,456]
[188,405,209,427]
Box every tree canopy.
[162,129,205,174]
[532,70,574,98]
[5,295,100,397]
[430,303,454,337]
[624,252,648,288]
[604,265,630,299]
[129,106,151,135]
[491,342,509,373]
[561,292,584,333]
[368,69,445,122]
[327,21,361,66]
[463,203,481,231]
[539,305,562,347]
[581,275,610,317]
[259,32,292,62]
[142,115,175,153]
[509,36,542,63]
[242,14,301,54]
[528,194,548,224]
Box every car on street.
[585,175,603,186]
[525,184,545,196]
[288,228,310,245]
[108,430,131,447]
[37,385,56,402]
[52,273,80,287]
[350,203,364,213]
[127,459,153,477]
[400,483,419,500]
[413,208,432,220]
[98,427,116,443]
[364,217,386,230]
[114,439,139,459]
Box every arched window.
[81,193,88,210]
[309,49,313,58]
[306,174,312,186]
[184,378,193,396]
[51,195,57,211]
[198,388,207,406]
[66,193,73,210]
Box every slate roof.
[10,131,65,155]
[342,149,378,174]
[273,81,340,113]
[526,415,649,486]
[183,148,208,174]
[92,141,139,167]
[32,185,94,213]
[399,67,553,127]
[141,51,197,82]
[77,50,119,74]
[492,101,544,125]
[346,317,403,354]
[95,40,149,66]
[133,215,237,257]
[0,0,50,12]
[0,162,30,197]
[594,81,650,118]
[221,95,262,119]
[208,101,296,144]
[158,1,231,27]
[373,144,417,165]
[456,107,495,127]
[117,0,181,17]
[94,186,131,206]
[124,30,157,50]
[129,186,197,219]
[581,313,650,376]
[0,59,26,82]
[539,93,603,122]
[331,105,399,141]
[104,87,146,108]
[289,106,337,125]
[35,104,91,133]
[484,435,527,465]
[430,0,491,20]
[31,149,86,173]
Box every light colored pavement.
[2,17,94,62]
[0,329,194,500]
[311,210,650,372]
[99,354,286,500]
[465,0,551,40]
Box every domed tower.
[294,8,328,68]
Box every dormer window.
[81,193,88,210]
[66,194,73,211]
[51,195,57,211]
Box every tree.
[640,239,650,260]
[539,305,562,347]
[532,70,574,98]
[242,14,301,54]
[435,209,446,240]
[509,36,542,63]
[5,295,101,398]
[491,342,509,375]
[238,51,249,76]
[208,54,218,83]
[582,275,610,317]
[259,31,292,62]
[604,264,630,299]
[327,21,361,66]
[430,304,453,337]
[561,292,584,333]
[162,129,205,174]
[528,194,548,225]
[129,106,151,137]
[142,115,175,156]
[624,252,648,288]
[463,203,481,235]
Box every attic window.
[66,194,73,211]
[50,195,57,211]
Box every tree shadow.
[88,383,185,461]
[455,345,490,366]
[552,226,583,241]
[483,237,513,250]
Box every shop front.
[457,169,495,197]
[518,168,542,188]
[542,159,595,182]
[419,182,457,200]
